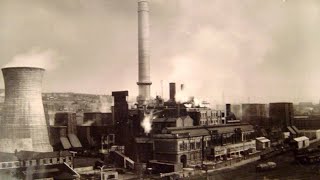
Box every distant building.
[187,108,224,126]
[152,116,193,133]
[293,115,320,130]
[242,103,268,127]
[269,102,294,130]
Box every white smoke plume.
[4,47,60,70]
[141,110,156,134]
[82,120,94,126]
[174,83,206,107]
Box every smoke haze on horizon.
[1,0,320,105]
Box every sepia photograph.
[0,0,320,179]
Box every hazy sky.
[1,0,320,104]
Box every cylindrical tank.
[242,103,268,126]
[269,102,294,130]
[0,67,53,153]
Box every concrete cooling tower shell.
[0,67,53,153]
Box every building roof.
[154,124,254,138]
[60,137,72,149]
[0,152,18,162]
[68,134,82,148]
[16,163,78,179]
[287,126,297,135]
[256,137,270,143]
[153,117,178,123]
[294,136,309,142]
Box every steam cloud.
[175,83,206,107]
[83,120,95,126]
[4,48,59,70]
[141,110,156,134]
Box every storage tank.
[0,67,53,153]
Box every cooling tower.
[0,67,53,153]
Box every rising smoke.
[174,83,205,107]
[82,120,95,126]
[141,110,156,134]
[4,47,60,70]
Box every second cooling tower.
[0,67,53,153]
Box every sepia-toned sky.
[1,0,320,104]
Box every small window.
[7,163,12,168]
[1,163,6,168]
[108,175,116,179]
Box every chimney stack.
[169,82,176,101]
[137,0,152,105]
[226,104,231,117]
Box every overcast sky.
[1,0,320,104]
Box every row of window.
[200,120,220,125]
[0,156,72,169]
[179,141,202,151]
[200,111,225,119]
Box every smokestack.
[0,67,53,153]
[137,0,152,105]
[169,82,176,101]
[226,104,231,117]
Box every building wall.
[187,108,224,126]
[269,102,294,130]
[293,116,320,130]
[242,104,268,126]
[54,112,77,135]
[154,137,203,164]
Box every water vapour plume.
[4,47,60,70]
[83,120,95,126]
[141,110,156,134]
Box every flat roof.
[256,137,270,143]
[0,151,72,162]
[294,136,309,142]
